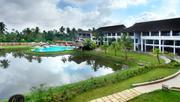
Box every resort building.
[125,18,180,55]
[76,31,94,42]
[96,18,180,55]
[96,25,126,45]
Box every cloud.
[0,0,180,31]
[123,0,180,27]
[108,0,147,9]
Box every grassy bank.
[129,90,180,102]
[68,67,179,102]
[24,50,74,56]
[25,63,179,102]
[0,45,32,50]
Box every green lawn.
[129,90,180,102]
[68,68,179,102]
[0,45,32,50]
[24,49,74,56]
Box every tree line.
[0,22,90,42]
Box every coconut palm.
[153,48,161,64]
[0,22,6,34]
[101,44,109,54]
[118,33,133,61]
[110,41,120,56]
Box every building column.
[162,40,165,53]
[174,40,176,55]
[153,40,155,51]
[159,31,161,52]
[140,32,143,51]
[149,31,151,36]
[145,39,147,52]
[170,30,173,36]
[134,33,136,51]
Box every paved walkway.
[90,73,180,102]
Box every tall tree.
[0,22,6,34]
[60,26,65,34]
[66,27,71,34]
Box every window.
[176,41,180,46]
[146,40,153,44]
[173,31,180,36]
[161,31,170,36]
[104,38,107,41]
[129,32,134,36]
[108,33,111,36]
[87,34,90,37]
[151,32,159,36]
[117,33,121,36]
[136,39,138,43]
[112,33,116,36]
[164,40,173,45]
[142,32,149,36]
[154,40,159,44]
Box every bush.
[82,39,96,50]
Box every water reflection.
[0,51,114,99]
[0,59,10,69]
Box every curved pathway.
[90,72,180,102]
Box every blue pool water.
[33,46,75,52]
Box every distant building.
[76,31,93,42]
[96,25,126,45]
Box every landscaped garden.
[0,36,179,102]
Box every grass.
[24,49,74,56]
[68,68,179,102]
[0,45,32,50]
[129,90,180,102]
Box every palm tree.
[153,48,161,64]
[60,26,65,34]
[101,44,109,54]
[119,33,133,61]
[0,59,10,69]
[110,41,119,56]
[0,22,6,34]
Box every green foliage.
[153,48,161,64]
[101,44,109,54]
[0,22,79,42]
[110,41,120,56]
[118,33,133,60]
[82,39,97,50]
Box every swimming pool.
[33,46,75,52]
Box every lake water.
[0,52,114,99]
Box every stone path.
[90,72,180,102]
